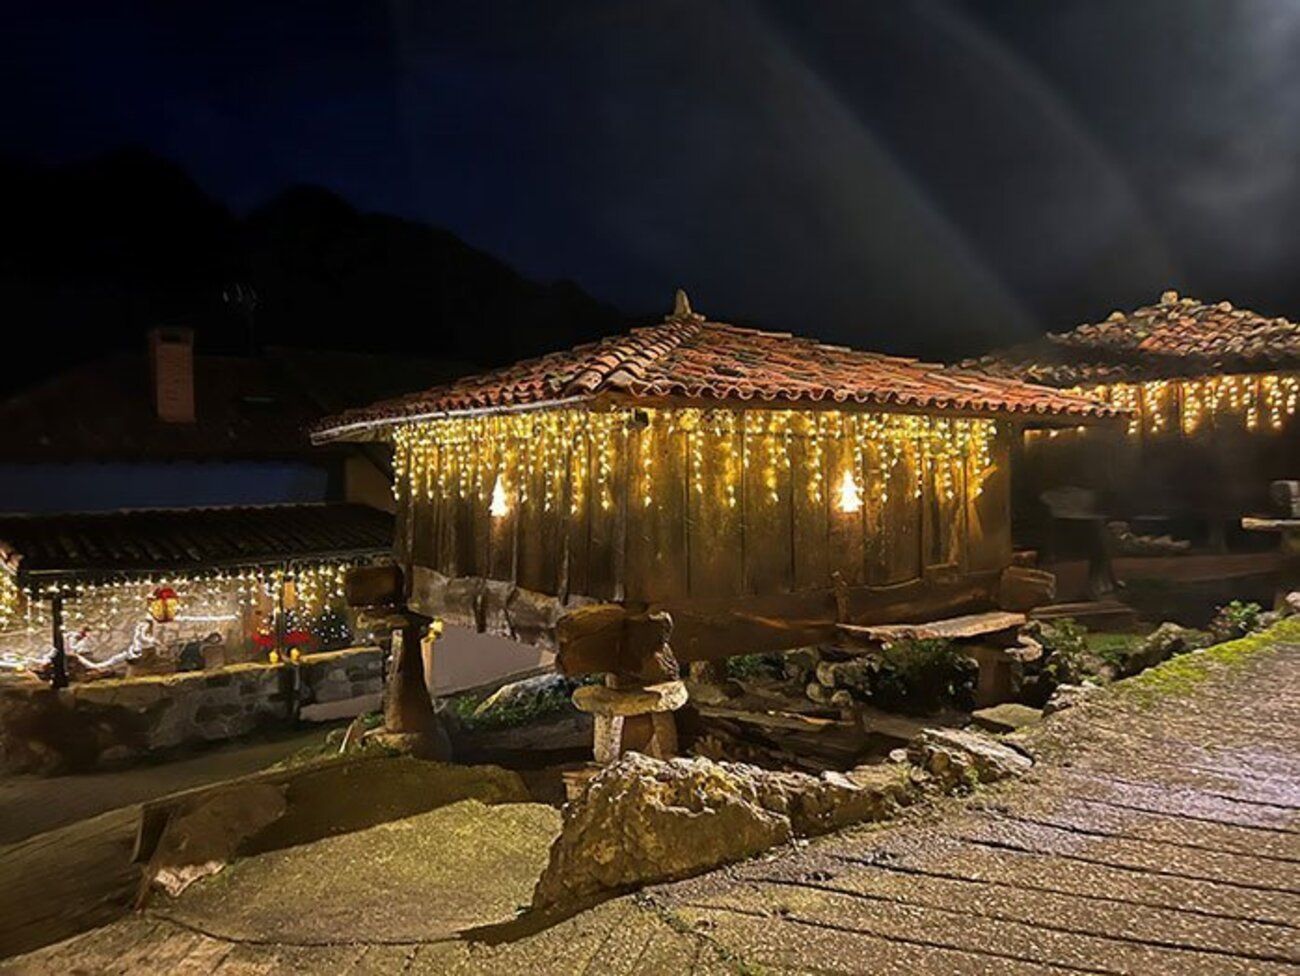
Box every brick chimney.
[148,327,196,424]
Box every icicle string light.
[0,560,364,646]
[390,407,998,515]
[1071,373,1300,437]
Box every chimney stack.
[148,327,196,424]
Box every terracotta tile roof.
[968,291,1300,386]
[0,503,393,583]
[315,297,1115,437]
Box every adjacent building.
[970,291,1300,551]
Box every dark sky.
[6,0,1300,357]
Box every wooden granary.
[314,294,1112,683]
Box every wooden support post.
[49,594,68,690]
[384,616,438,736]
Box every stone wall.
[0,646,384,774]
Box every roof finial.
[673,288,693,317]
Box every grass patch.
[448,676,597,731]
[1118,615,1300,706]
[1086,631,1140,667]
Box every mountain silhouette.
[0,149,624,396]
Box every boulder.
[142,782,288,900]
[815,659,872,692]
[907,727,1031,791]
[970,703,1042,734]
[532,753,914,909]
[1117,623,1211,677]
[1043,682,1099,716]
[782,647,821,682]
[471,673,568,719]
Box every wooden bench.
[836,610,1033,707]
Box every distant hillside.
[0,150,625,395]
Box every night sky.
[6,1,1300,359]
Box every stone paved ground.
[5,633,1298,974]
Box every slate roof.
[968,291,1300,386]
[315,297,1115,438]
[0,503,393,583]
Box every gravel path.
[6,634,1298,974]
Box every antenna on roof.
[670,288,703,322]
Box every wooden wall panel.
[741,424,795,595]
[687,426,744,601]
[586,426,627,601]
[564,435,591,600]
[626,423,690,604]
[877,445,922,585]
[825,433,866,587]
[965,427,1012,573]
[790,434,830,590]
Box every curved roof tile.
[315,305,1115,437]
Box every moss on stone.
[1117,616,1300,706]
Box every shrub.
[1035,618,1090,688]
[1208,600,1264,642]
[872,638,975,713]
[726,652,784,680]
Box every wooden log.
[344,564,404,608]
[505,586,565,651]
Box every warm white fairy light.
[489,472,510,518]
[0,557,376,661]
[391,406,999,524]
[1073,372,1300,437]
[836,468,863,513]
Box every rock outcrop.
[907,727,1032,791]
[532,753,914,910]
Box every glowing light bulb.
[489,473,510,518]
[837,468,862,513]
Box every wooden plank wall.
[399,411,1012,612]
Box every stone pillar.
[573,679,688,764]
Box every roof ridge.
[561,317,703,396]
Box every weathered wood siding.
[399,409,1011,627]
